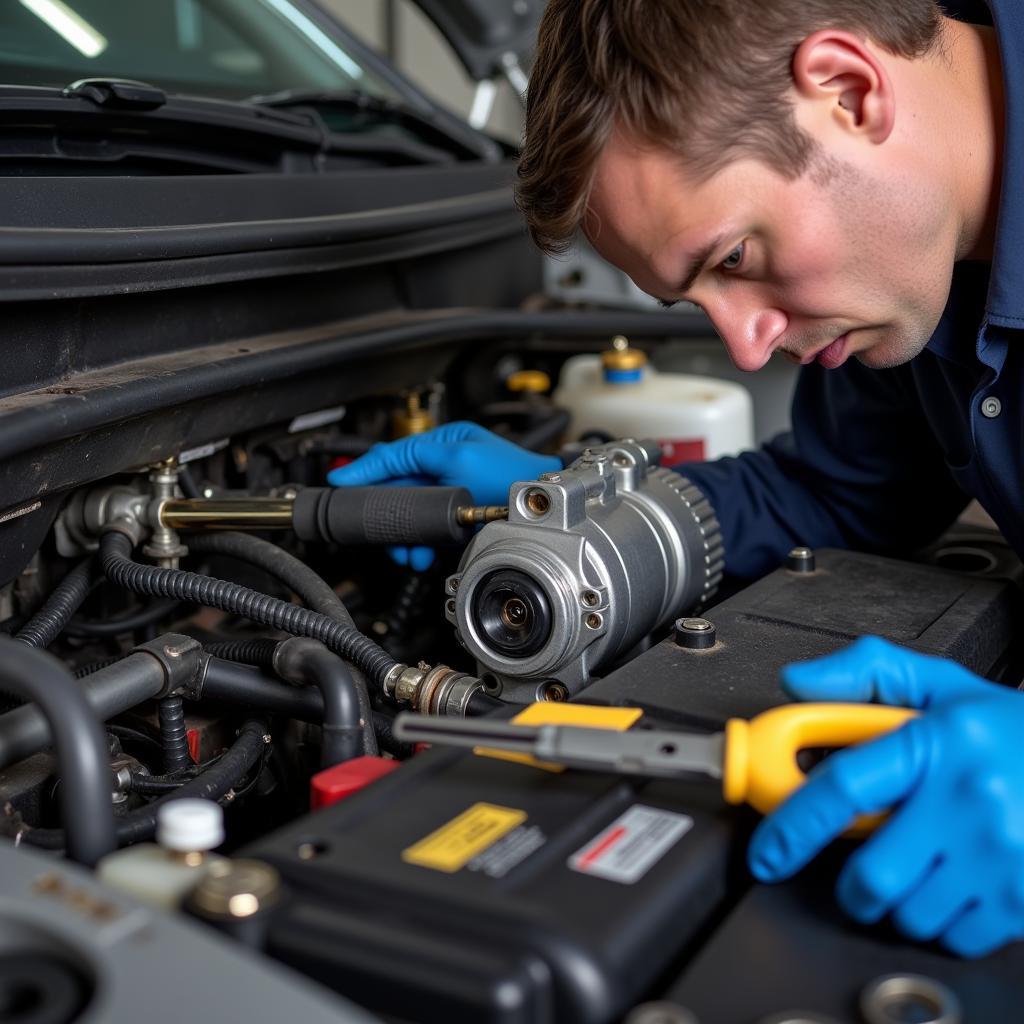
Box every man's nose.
[704,300,789,372]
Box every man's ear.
[792,31,895,145]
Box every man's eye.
[722,244,745,271]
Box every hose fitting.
[381,662,488,717]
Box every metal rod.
[456,506,509,526]
[159,499,295,530]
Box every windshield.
[0,0,398,101]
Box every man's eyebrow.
[677,234,726,295]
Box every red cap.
[310,756,401,810]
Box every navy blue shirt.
[680,0,1024,579]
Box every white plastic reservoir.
[553,338,754,464]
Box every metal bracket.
[132,634,204,698]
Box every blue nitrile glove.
[748,636,1024,958]
[327,422,561,571]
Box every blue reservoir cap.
[604,367,644,384]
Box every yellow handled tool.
[394,703,917,830]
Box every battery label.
[569,805,693,884]
[402,803,527,873]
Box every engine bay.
[1,320,1023,1023]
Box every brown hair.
[517,0,943,254]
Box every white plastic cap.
[156,798,225,852]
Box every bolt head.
[674,617,717,650]
[786,547,816,573]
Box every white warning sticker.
[568,805,693,884]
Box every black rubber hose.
[128,775,189,795]
[14,558,98,648]
[158,696,193,775]
[184,532,377,756]
[177,464,202,499]
[272,638,363,767]
[372,711,415,760]
[186,532,356,626]
[0,653,167,770]
[22,719,268,851]
[203,638,278,670]
[0,638,116,866]
[64,598,182,638]
[100,530,396,686]
[201,657,323,722]
[74,657,123,678]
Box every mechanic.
[329,1,1024,958]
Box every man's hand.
[327,422,561,570]
[748,636,1024,958]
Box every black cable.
[185,531,377,756]
[0,638,116,866]
[158,696,193,775]
[21,719,268,851]
[128,775,189,795]
[273,638,363,767]
[372,710,415,760]
[107,723,164,762]
[64,598,183,638]
[186,532,357,627]
[101,530,395,682]
[14,558,99,648]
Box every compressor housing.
[445,439,724,700]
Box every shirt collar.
[979,0,1024,325]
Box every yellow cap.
[601,336,647,372]
[506,370,551,394]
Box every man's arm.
[678,358,971,578]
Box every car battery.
[242,710,748,1024]
[583,547,1024,728]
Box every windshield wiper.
[0,82,456,171]
[247,88,501,162]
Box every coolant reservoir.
[553,337,754,463]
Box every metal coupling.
[144,458,189,567]
[381,662,486,716]
[133,634,205,698]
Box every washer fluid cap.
[157,798,225,852]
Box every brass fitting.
[601,335,647,373]
[392,392,435,438]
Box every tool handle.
[722,703,917,830]
[292,487,473,546]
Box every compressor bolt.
[674,617,717,650]
[786,547,816,573]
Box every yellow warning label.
[477,702,644,772]
[402,803,527,873]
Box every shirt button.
[982,396,1002,419]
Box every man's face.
[586,129,958,372]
